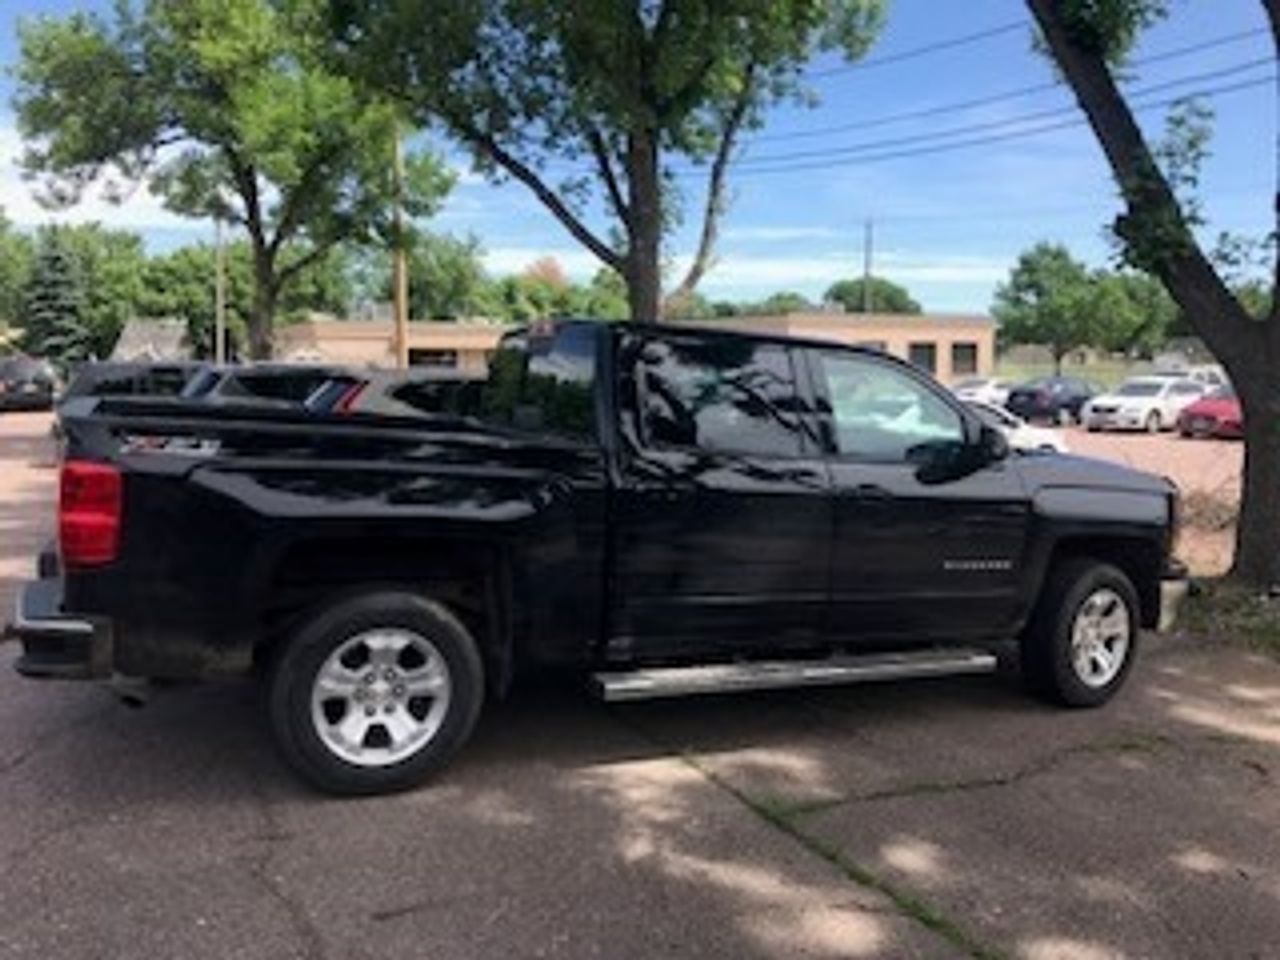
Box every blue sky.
[0,0,1273,313]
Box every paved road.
[2,411,1278,960]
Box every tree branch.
[452,118,623,272]
[268,145,345,257]
[276,240,337,288]
[664,63,757,315]
[1025,0,1258,364]
[584,123,630,225]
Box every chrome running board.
[592,649,997,703]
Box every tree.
[55,224,149,357]
[757,290,814,315]
[825,276,922,314]
[1089,270,1177,356]
[993,243,1097,373]
[139,240,354,357]
[1027,0,1280,585]
[0,215,35,342]
[14,0,452,359]
[21,229,91,364]
[329,1,885,322]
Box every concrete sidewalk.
[1,411,1277,959]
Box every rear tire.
[268,591,484,795]
[1020,559,1139,708]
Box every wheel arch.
[254,535,516,698]
[1037,535,1163,629]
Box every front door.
[609,330,831,661]
[807,349,1030,644]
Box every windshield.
[1116,381,1163,397]
[1208,386,1237,400]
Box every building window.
[951,342,978,376]
[908,342,937,374]
[409,349,458,368]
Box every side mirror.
[979,424,1010,464]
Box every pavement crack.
[786,729,1178,817]
[245,772,326,960]
[608,708,1008,960]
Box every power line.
[731,57,1273,169]
[718,75,1275,178]
[756,27,1269,143]
[808,21,1028,79]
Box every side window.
[479,325,597,440]
[815,352,964,462]
[635,335,803,458]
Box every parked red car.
[1177,386,1243,439]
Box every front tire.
[1145,411,1161,433]
[269,591,484,795]
[1020,559,1139,708]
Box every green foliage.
[14,0,453,356]
[328,0,885,314]
[993,243,1098,365]
[1055,0,1168,63]
[0,213,35,332]
[56,224,148,357]
[825,276,922,314]
[139,240,353,357]
[1088,270,1177,355]
[756,291,814,314]
[21,229,91,364]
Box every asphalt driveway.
[1,411,1277,960]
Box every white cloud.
[722,225,841,241]
[482,245,607,278]
[0,124,201,233]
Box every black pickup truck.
[7,321,1185,794]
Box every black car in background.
[0,356,59,411]
[1006,375,1100,425]
[60,361,208,404]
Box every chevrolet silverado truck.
[6,321,1185,794]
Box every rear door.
[808,348,1030,643]
[609,330,831,660]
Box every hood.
[1010,451,1175,496]
[1088,391,1153,407]
[1184,396,1240,417]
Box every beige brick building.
[675,312,996,383]
[276,311,995,384]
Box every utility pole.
[861,217,874,314]
[391,128,409,370]
[214,216,226,365]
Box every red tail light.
[59,460,123,568]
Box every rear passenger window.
[480,325,597,440]
[635,334,803,458]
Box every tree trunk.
[624,128,663,323]
[248,247,277,361]
[1027,0,1280,586]
[1230,355,1280,585]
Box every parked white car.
[1149,365,1228,389]
[1081,377,1206,433]
[951,377,1014,406]
[966,401,1068,454]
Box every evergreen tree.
[23,230,90,364]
